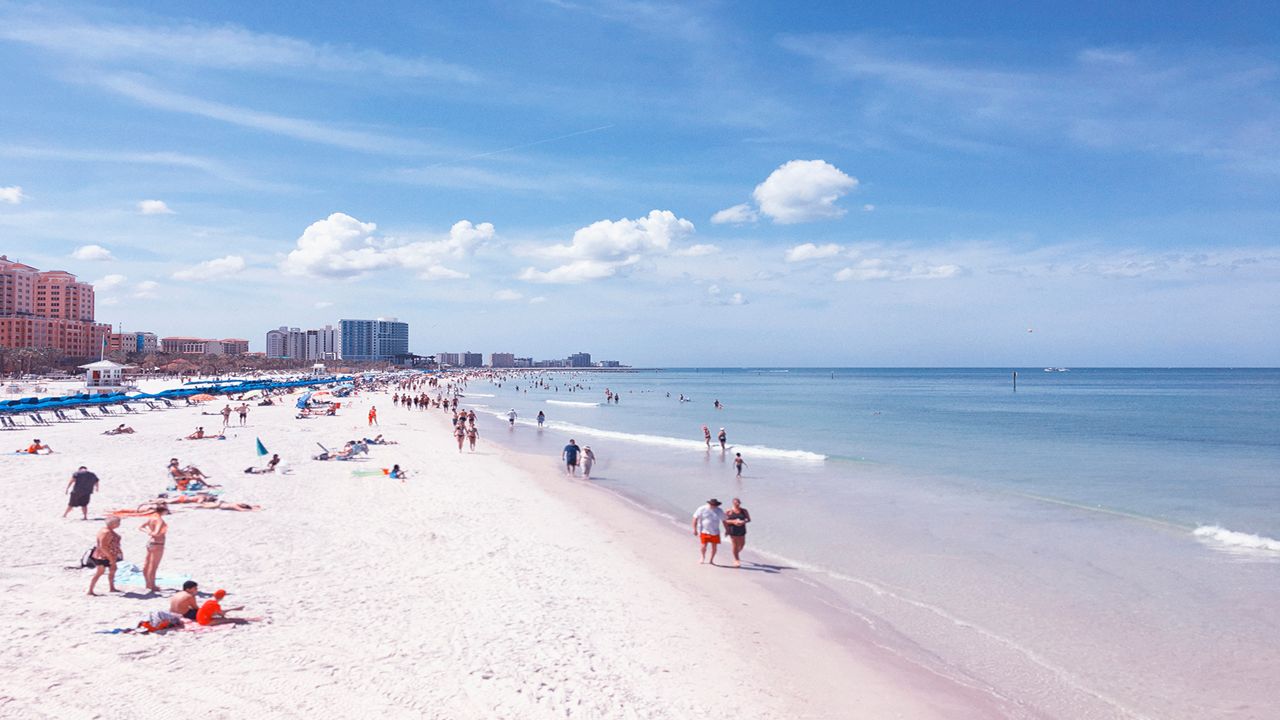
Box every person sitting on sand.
[196,589,247,626]
[87,516,123,596]
[388,464,405,480]
[244,454,281,474]
[103,424,135,435]
[170,580,200,621]
[21,438,53,454]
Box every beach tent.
[296,392,313,409]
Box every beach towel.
[112,564,193,589]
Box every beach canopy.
[190,393,216,402]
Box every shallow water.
[461,368,1280,719]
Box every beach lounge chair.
[0,416,20,430]
[78,408,96,419]
[31,412,51,425]
[98,406,114,416]
[123,404,137,413]
[54,409,73,422]
[162,399,175,408]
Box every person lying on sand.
[244,454,280,474]
[103,424,134,435]
[196,589,248,626]
[181,427,224,440]
[364,435,397,445]
[20,438,53,454]
[191,500,261,511]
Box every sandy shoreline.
[0,387,993,719]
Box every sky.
[1,0,1277,366]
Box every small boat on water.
[1043,368,1071,372]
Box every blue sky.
[1,0,1277,366]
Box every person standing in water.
[718,427,727,451]
[724,497,751,568]
[733,452,746,477]
[508,409,517,427]
[537,410,545,428]
[702,425,711,448]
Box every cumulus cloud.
[94,273,128,290]
[714,161,859,225]
[494,289,523,301]
[133,280,159,299]
[520,210,695,284]
[137,199,174,215]
[73,244,115,261]
[0,185,26,204]
[173,255,246,281]
[710,203,758,225]
[675,243,719,257]
[834,258,962,281]
[281,213,492,280]
[785,242,843,263]
[528,296,547,304]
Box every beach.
[0,384,990,719]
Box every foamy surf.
[538,416,824,462]
[1193,525,1280,555]
[546,400,601,407]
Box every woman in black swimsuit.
[724,497,751,567]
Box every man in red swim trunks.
[691,498,727,565]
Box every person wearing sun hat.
[196,588,246,626]
[691,498,728,565]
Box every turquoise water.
[464,368,1280,719]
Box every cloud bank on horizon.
[0,1,1277,365]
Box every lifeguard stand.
[79,360,129,394]
[310,363,327,377]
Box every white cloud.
[519,257,637,284]
[133,280,159,299]
[173,255,246,281]
[94,273,128,290]
[528,296,547,304]
[521,210,694,284]
[710,203,758,225]
[73,244,115,261]
[137,199,174,215]
[753,160,858,224]
[314,301,333,309]
[0,185,26,204]
[675,243,720,257]
[834,258,962,281]
[785,242,843,262]
[863,204,876,212]
[494,289,524,301]
[281,213,492,279]
[728,292,747,305]
[0,13,477,82]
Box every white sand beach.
[0,386,994,719]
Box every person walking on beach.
[139,504,170,592]
[692,498,727,565]
[64,465,100,519]
[717,427,727,451]
[467,424,479,452]
[581,445,596,479]
[508,409,517,428]
[368,406,378,426]
[724,498,751,567]
[733,452,746,477]
[87,516,122,595]
[236,403,249,426]
[537,410,545,428]
[220,404,232,428]
[562,439,580,476]
[454,422,466,453]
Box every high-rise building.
[462,352,483,368]
[490,352,515,368]
[438,352,460,366]
[340,318,409,361]
[160,337,248,356]
[268,324,342,360]
[0,256,110,358]
[568,352,592,368]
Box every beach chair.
[162,399,175,408]
[54,409,74,422]
[78,408,96,419]
[31,412,51,425]
[0,416,20,430]
[123,404,137,414]
[99,406,114,416]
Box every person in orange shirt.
[195,589,246,626]
[23,438,52,454]
[367,406,378,426]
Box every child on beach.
[734,452,746,477]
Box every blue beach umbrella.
[256,438,268,456]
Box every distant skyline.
[1,1,1277,366]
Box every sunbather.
[192,500,261,511]
[364,435,397,445]
[103,424,135,435]
[244,454,281,474]
[20,438,53,454]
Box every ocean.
[461,368,1280,719]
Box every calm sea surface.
[462,368,1280,720]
